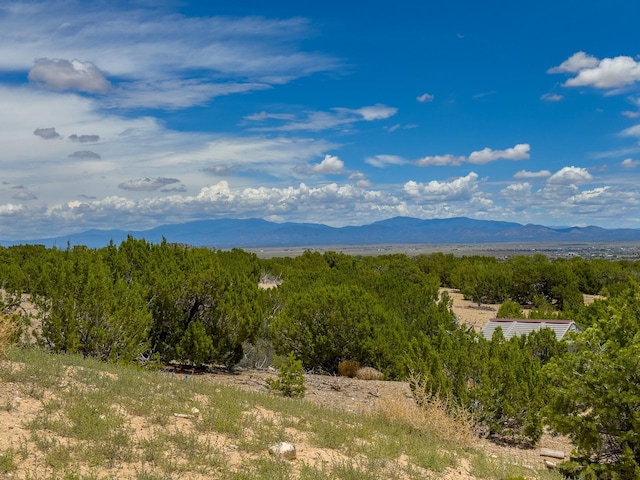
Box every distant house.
[481,318,582,341]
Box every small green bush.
[267,353,306,398]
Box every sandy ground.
[440,288,500,331]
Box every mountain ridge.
[2,216,640,249]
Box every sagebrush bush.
[338,359,361,378]
[355,366,383,381]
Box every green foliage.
[543,285,640,477]
[272,284,390,373]
[496,300,525,319]
[266,353,306,397]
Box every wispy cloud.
[246,104,397,132]
[0,1,339,109]
[416,93,434,103]
[541,93,563,102]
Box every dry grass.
[396,372,476,447]
[0,314,15,360]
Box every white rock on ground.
[268,442,297,460]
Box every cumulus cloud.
[29,58,111,93]
[468,144,530,164]
[365,155,407,168]
[69,134,100,143]
[622,111,640,118]
[548,52,599,74]
[415,144,530,167]
[622,158,640,168]
[309,155,345,174]
[118,177,180,192]
[403,172,480,201]
[547,166,593,185]
[541,93,563,102]
[501,182,532,195]
[33,127,61,139]
[68,150,101,159]
[550,52,640,90]
[514,169,551,179]
[348,172,372,188]
[568,186,612,205]
[417,93,434,103]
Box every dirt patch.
[440,288,500,331]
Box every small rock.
[173,413,193,419]
[191,407,200,415]
[268,442,296,460]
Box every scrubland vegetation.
[1,238,639,478]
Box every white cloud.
[247,104,397,132]
[348,172,372,188]
[244,111,296,121]
[28,58,110,94]
[548,51,599,74]
[514,169,551,179]
[501,182,532,195]
[547,166,593,185]
[541,93,563,102]
[349,104,398,121]
[415,154,464,167]
[467,144,530,164]
[118,177,180,192]
[568,186,612,205]
[621,124,640,138]
[415,143,530,167]
[365,155,407,168]
[0,2,338,109]
[550,52,640,90]
[417,93,434,103]
[622,158,640,168]
[309,154,345,174]
[622,111,640,118]
[403,172,480,201]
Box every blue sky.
[1,0,640,239]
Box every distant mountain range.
[2,217,640,249]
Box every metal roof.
[481,318,582,341]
